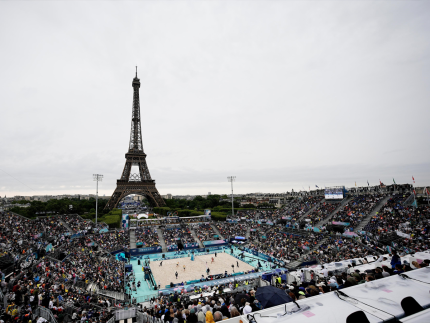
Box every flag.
[386,245,392,253]
[426,188,430,195]
[355,182,357,187]
[367,180,369,186]
[309,186,310,191]
[392,241,398,248]
[393,178,396,185]
[412,176,415,183]
[315,185,319,188]
[379,179,382,185]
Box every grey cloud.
[0,1,429,197]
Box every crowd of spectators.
[193,224,217,242]
[91,231,129,251]
[163,226,196,246]
[235,210,257,220]
[362,195,430,253]
[0,223,123,323]
[141,287,261,322]
[313,237,376,264]
[214,223,247,239]
[305,202,339,225]
[0,213,68,261]
[2,190,430,322]
[364,195,415,235]
[248,223,261,239]
[282,196,322,220]
[249,229,327,263]
[135,226,160,247]
[331,194,384,231]
[61,214,106,234]
[61,249,124,292]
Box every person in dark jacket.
[390,251,401,269]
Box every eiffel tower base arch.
[105,180,165,210]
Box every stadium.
[2,184,430,323]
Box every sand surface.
[149,253,255,288]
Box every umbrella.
[255,286,293,309]
[234,293,250,305]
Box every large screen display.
[325,188,343,200]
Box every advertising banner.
[183,243,199,249]
[203,240,228,246]
[129,246,162,255]
[167,244,178,251]
[332,221,350,226]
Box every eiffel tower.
[104,69,165,210]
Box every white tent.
[339,270,430,320]
[242,292,389,323]
[400,308,430,322]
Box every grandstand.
[1,184,430,323]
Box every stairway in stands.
[211,224,224,240]
[87,282,99,293]
[190,228,204,248]
[285,235,329,270]
[246,227,250,239]
[314,197,352,227]
[296,200,324,221]
[156,226,167,252]
[58,217,74,233]
[354,196,390,232]
[129,229,136,248]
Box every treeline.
[9,198,108,219]
[164,195,240,210]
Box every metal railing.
[34,307,58,323]
[98,289,126,301]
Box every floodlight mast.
[227,176,236,217]
[93,174,103,225]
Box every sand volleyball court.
[149,252,255,288]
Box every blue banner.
[129,246,162,255]
[167,244,178,251]
[183,243,199,249]
[203,240,228,246]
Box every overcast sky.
[1,1,429,197]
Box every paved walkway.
[211,224,224,240]
[156,227,167,252]
[130,228,136,248]
[296,200,323,221]
[315,197,352,227]
[354,196,390,232]
[58,218,74,233]
[190,228,204,248]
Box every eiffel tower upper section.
[129,68,144,154]
[104,69,165,210]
